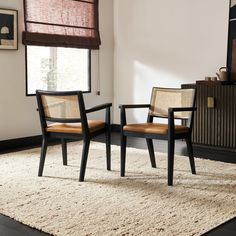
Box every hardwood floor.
[0,132,235,236]
[0,214,50,236]
[203,217,236,236]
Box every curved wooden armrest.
[86,103,112,113]
[119,104,150,127]
[168,107,196,112]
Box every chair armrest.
[86,103,112,114]
[119,104,150,109]
[168,107,196,112]
[168,107,196,134]
[119,104,150,128]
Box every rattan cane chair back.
[149,87,195,119]
[41,94,81,121]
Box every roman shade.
[22,0,101,49]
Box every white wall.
[0,0,230,140]
[113,0,229,123]
[0,0,113,141]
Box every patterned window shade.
[22,0,101,49]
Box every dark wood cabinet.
[182,82,236,150]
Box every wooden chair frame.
[119,87,197,186]
[36,90,112,181]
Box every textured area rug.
[0,142,235,236]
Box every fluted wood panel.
[182,83,236,149]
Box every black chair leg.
[105,127,111,171]
[121,135,127,177]
[79,139,90,182]
[146,138,156,168]
[38,137,48,176]
[167,138,175,186]
[186,136,196,174]
[61,139,67,166]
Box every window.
[23,0,101,95]
[26,46,91,95]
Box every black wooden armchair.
[36,90,112,181]
[119,87,196,186]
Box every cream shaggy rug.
[0,142,235,236]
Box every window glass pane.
[26,46,90,95]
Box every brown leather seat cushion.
[123,123,189,135]
[46,120,105,134]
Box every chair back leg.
[167,138,175,186]
[120,135,127,177]
[146,138,157,168]
[186,136,196,174]
[61,139,67,166]
[38,137,48,176]
[105,127,111,171]
[79,139,90,182]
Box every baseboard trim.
[1,125,235,163]
[0,125,121,153]
[0,135,43,153]
[0,135,60,154]
[193,144,236,163]
[111,124,120,132]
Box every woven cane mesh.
[149,88,195,119]
[42,95,80,119]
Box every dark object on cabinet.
[119,87,197,186]
[182,83,236,149]
[36,90,112,181]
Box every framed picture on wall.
[0,8,18,50]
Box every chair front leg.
[121,135,127,177]
[186,136,196,174]
[146,138,156,168]
[79,139,90,182]
[167,138,175,186]
[61,139,67,166]
[38,137,48,176]
[105,126,111,171]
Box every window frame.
[25,46,92,96]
